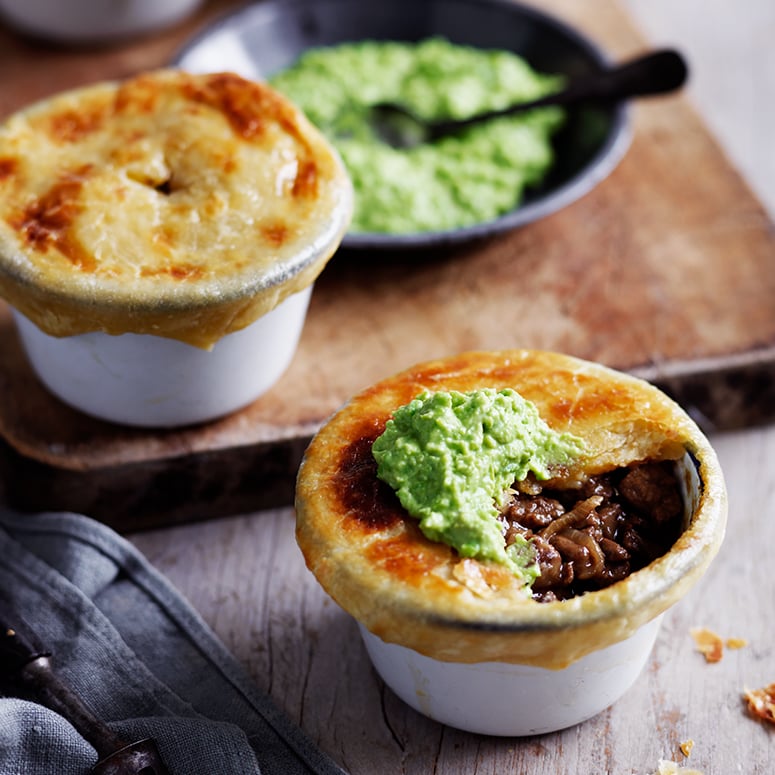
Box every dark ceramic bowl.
[174,0,630,250]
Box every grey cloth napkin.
[0,509,346,775]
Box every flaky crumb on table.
[689,626,747,663]
[743,683,775,725]
[690,626,724,662]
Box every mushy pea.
[371,388,584,586]
[269,38,565,234]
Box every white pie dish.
[12,285,312,428]
[359,613,664,736]
[0,0,205,43]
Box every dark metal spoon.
[367,48,688,149]
[0,607,171,775]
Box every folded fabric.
[0,509,346,775]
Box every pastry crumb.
[452,558,493,598]
[679,739,694,758]
[655,759,704,775]
[743,683,775,725]
[690,627,724,663]
[689,627,748,662]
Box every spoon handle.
[430,48,688,136]
[0,609,128,760]
[555,48,688,103]
[1,607,172,774]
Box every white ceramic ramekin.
[360,614,663,736]
[12,285,311,428]
[0,0,204,43]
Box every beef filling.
[500,461,684,602]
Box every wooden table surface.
[3,0,774,773]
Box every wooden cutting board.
[1,0,774,530]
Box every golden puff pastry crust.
[0,69,352,348]
[295,350,727,668]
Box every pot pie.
[0,69,352,349]
[295,350,727,669]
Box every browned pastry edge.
[295,349,727,668]
[0,70,351,348]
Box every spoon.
[1,606,171,775]
[367,48,688,149]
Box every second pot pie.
[0,69,352,349]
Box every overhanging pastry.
[0,69,352,348]
[295,350,726,668]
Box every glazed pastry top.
[295,350,726,667]
[0,70,352,346]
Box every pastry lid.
[295,350,727,668]
[0,69,352,348]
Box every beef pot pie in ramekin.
[0,69,352,427]
[295,349,727,735]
